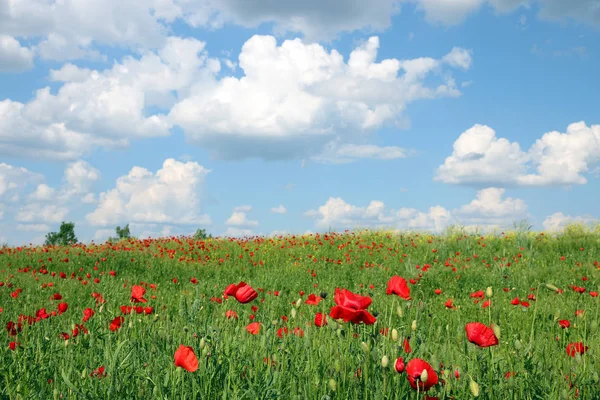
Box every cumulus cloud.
[305,188,527,232]
[0,37,216,161]
[86,158,211,226]
[28,184,56,202]
[271,205,287,214]
[0,35,34,72]
[16,223,50,232]
[223,227,256,238]
[15,204,69,223]
[63,160,100,196]
[170,35,470,161]
[0,163,44,199]
[436,122,600,187]
[542,212,598,232]
[226,207,259,227]
[312,143,409,164]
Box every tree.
[108,224,133,242]
[45,222,78,246]
[193,228,213,240]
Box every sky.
[0,0,599,245]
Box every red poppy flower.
[174,345,198,372]
[559,320,571,329]
[225,310,238,319]
[83,308,95,322]
[293,327,304,337]
[465,322,499,348]
[305,294,323,305]
[131,285,148,303]
[482,300,491,309]
[109,316,125,331]
[235,285,258,304]
[521,301,530,308]
[330,288,377,325]
[470,290,484,299]
[405,358,439,391]
[330,306,377,325]
[57,302,68,314]
[315,313,327,327]
[8,341,19,350]
[334,288,372,309]
[445,299,455,309]
[511,297,520,305]
[386,276,412,300]
[51,293,62,300]
[434,289,442,295]
[121,305,134,314]
[394,357,405,373]
[403,338,412,354]
[90,366,106,378]
[246,322,261,335]
[566,342,588,357]
[224,282,247,296]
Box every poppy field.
[1,228,599,399]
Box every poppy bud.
[199,338,206,349]
[514,339,522,350]
[420,369,428,383]
[202,347,209,357]
[381,355,389,368]
[361,341,369,353]
[574,353,582,364]
[295,298,302,308]
[591,320,598,334]
[328,379,337,392]
[485,287,493,298]
[391,329,399,342]
[81,368,87,379]
[469,376,480,397]
[334,360,341,373]
[411,320,417,331]
[545,283,560,292]
[491,323,501,340]
[396,305,403,318]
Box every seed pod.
[391,329,399,342]
[486,287,493,298]
[295,298,302,308]
[491,323,501,340]
[411,320,417,331]
[200,338,206,349]
[291,308,297,319]
[361,342,369,353]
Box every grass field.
[1,225,599,399]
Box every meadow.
[1,225,599,399]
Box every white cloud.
[86,158,211,226]
[226,208,259,227]
[436,122,600,187]
[305,188,527,232]
[0,35,34,72]
[269,229,290,237]
[16,224,50,232]
[223,227,256,238]
[15,204,69,223]
[0,37,215,161]
[0,163,44,199]
[542,212,598,232]
[271,205,287,214]
[415,0,484,25]
[63,160,100,195]
[28,184,56,202]
[312,143,409,164]
[170,35,469,161]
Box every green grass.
[0,226,599,399]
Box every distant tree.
[45,222,78,246]
[193,228,213,240]
[108,224,134,242]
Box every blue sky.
[0,0,599,245]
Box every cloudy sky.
[1,0,599,244]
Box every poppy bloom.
[235,285,258,304]
[465,322,499,348]
[329,288,376,325]
[246,322,261,335]
[277,327,289,338]
[131,285,148,303]
[315,313,327,327]
[405,358,439,391]
[83,308,95,322]
[445,299,456,309]
[225,310,238,319]
[394,357,405,373]
[57,302,68,314]
[305,294,323,306]
[511,297,520,305]
[566,342,588,357]
[403,338,412,354]
[8,341,19,350]
[174,345,199,372]
[109,316,125,331]
[90,366,106,378]
[559,320,571,329]
[386,276,412,300]
[224,282,247,296]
